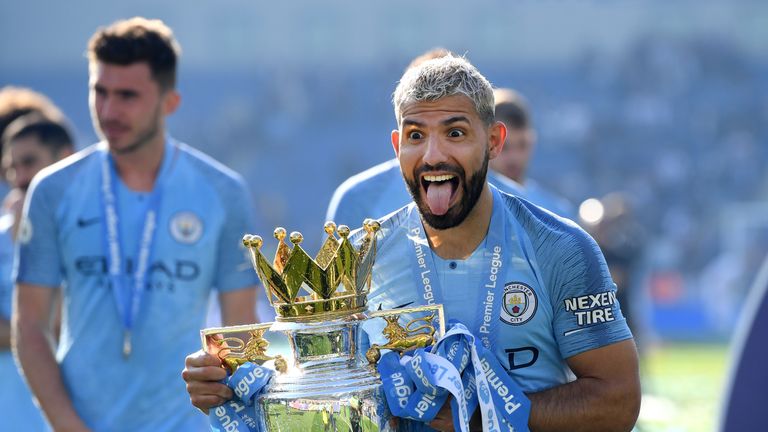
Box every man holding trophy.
[184,55,640,431]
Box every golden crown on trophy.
[242,219,380,321]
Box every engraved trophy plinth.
[201,221,444,431]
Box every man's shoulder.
[173,142,248,192]
[350,203,411,247]
[29,144,100,194]
[500,191,586,251]
[333,159,401,198]
[524,179,576,219]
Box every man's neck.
[111,134,166,192]
[423,184,494,260]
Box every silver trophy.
[201,221,444,431]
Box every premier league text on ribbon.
[478,245,502,348]
[411,226,436,306]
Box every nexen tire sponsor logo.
[564,291,617,327]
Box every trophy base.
[259,366,392,432]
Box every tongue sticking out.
[425,182,453,216]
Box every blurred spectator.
[0,86,65,203]
[492,88,576,220]
[0,113,74,431]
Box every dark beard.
[103,103,163,155]
[405,152,489,230]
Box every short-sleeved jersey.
[0,215,46,430]
[16,140,259,431]
[360,188,632,392]
[325,157,525,228]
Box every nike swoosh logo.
[77,217,101,228]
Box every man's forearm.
[527,375,640,432]
[15,320,89,431]
[1,318,10,350]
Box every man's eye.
[448,129,464,138]
[409,131,424,140]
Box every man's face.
[488,125,534,184]
[89,61,174,154]
[3,135,58,191]
[392,95,504,230]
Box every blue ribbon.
[209,362,274,432]
[100,139,178,356]
[378,322,531,432]
[406,186,510,350]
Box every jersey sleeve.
[15,178,64,288]
[326,183,367,230]
[212,176,260,292]
[548,224,633,358]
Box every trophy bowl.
[201,221,445,431]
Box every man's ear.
[488,121,507,160]
[391,130,401,157]
[162,89,181,116]
[56,147,75,161]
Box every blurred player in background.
[13,17,259,431]
[0,109,73,432]
[492,88,576,220]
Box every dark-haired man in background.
[13,18,259,431]
[0,113,74,431]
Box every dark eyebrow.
[402,119,425,128]
[442,115,470,126]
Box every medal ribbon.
[407,186,509,349]
[378,322,531,432]
[209,362,273,432]
[99,140,176,356]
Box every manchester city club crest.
[500,282,537,325]
[170,211,203,244]
[18,216,33,244]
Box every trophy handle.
[365,304,446,364]
[200,322,287,374]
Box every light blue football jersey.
[359,186,632,393]
[0,215,47,430]
[326,157,525,229]
[16,140,259,432]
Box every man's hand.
[428,397,454,432]
[182,350,233,414]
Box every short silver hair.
[393,55,495,126]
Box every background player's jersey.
[0,217,46,430]
[16,140,259,431]
[360,188,632,392]
[326,157,525,229]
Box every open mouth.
[421,173,460,216]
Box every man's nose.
[422,136,448,167]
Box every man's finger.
[185,380,233,401]
[190,394,229,412]
[185,350,223,368]
[182,364,228,383]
